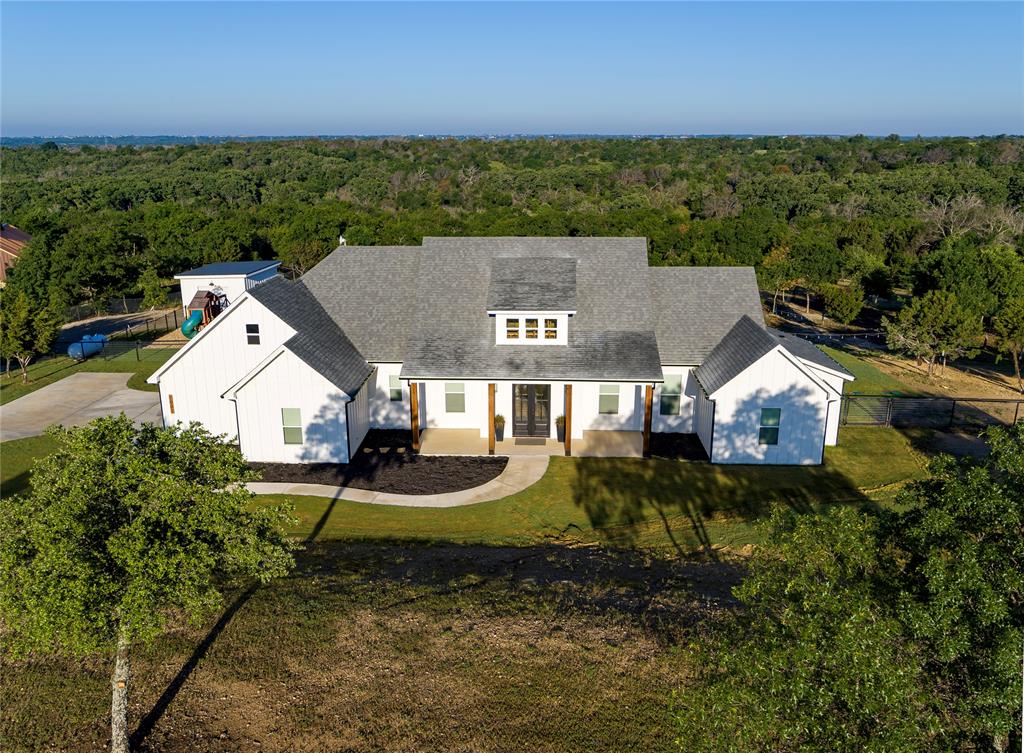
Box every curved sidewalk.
[246,455,549,508]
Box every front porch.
[418,428,643,458]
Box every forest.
[1,135,1022,327]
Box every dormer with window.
[487,257,576,346]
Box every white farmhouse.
[149,237,853,465]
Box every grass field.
[0,346,175,405]
[0,422,931,752]
[1,540,715,753]
[1,427,927,554]
[820,344,912,395]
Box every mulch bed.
[648,432,710,462]
[251,429,508,495]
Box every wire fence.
[54,308,185,346]
[841,394,1023,430]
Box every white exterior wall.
[367,363,411,429]
[414,379,650,440]
[417,379,492,432]
[709,348,831,465]
[157,296,296,439]
[803,365,847,446]
[178,268,279,315]
[346,382,371,454]
[651,366,696,434]
[233,350,350,463]
[694,387,715,457]
[566,381,645,439]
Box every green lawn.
[821,345,913,395]
[0,347,174,405]
[0,427,927,553]
[252,427,927,555]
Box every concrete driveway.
[1,373,162,442]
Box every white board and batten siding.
[367,363,411,429]
[345,380,371,456]
[156,296,296,439]
[177,265,280,315]
[706,347,833,465]
[651,367,697,434]
[232,349,352,463]
[801,364,847,446]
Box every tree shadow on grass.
[572,387,876,558]
[131,498,337,749]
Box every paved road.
[1,373,162,442]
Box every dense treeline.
[2,136,1022,323]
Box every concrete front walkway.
[419,427,643,458]
[247,455,550,508]
[1,372,162,441]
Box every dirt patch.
[252,429,507,494]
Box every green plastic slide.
[181,309,203,339]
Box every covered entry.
[513,384,551,437]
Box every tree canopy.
[0,416,296,753]
[1,136,1020,314]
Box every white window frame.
[659,373,683,415]
[758,408,781,445]
[445,382,466,413]
[388,374,403,401]
[494,312,570,345]
[598,384,619,415]
[281,408,303,445]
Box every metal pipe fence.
[841,394,1023,430]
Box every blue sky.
[2,1,1021,136]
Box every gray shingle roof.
[403,330,663,381]
[693,315,779,395]
[299,246,420,362]
[766,329,855,378]
[693,316,856,395]
[647,266,765,364]
[288,237,766,383]
[176,260,280,277]
[248,276,372,396]
[487,257,578,311]
[402,237,657,380]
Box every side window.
[281,408,303,445]
[246,323,260,345]
[659,374,682,415]
[389,374,403,401]
[544,318,558,340]
[758,408,781,445]
[445,383,465,412]
[598,384,619,414]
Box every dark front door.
[513,384,551,437]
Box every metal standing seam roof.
[175,260,281,277]
[247,276,372,396]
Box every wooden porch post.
[488,383,495,455]
[642,384,654,457]
[564,384,573,456]
[410,382,420,451]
